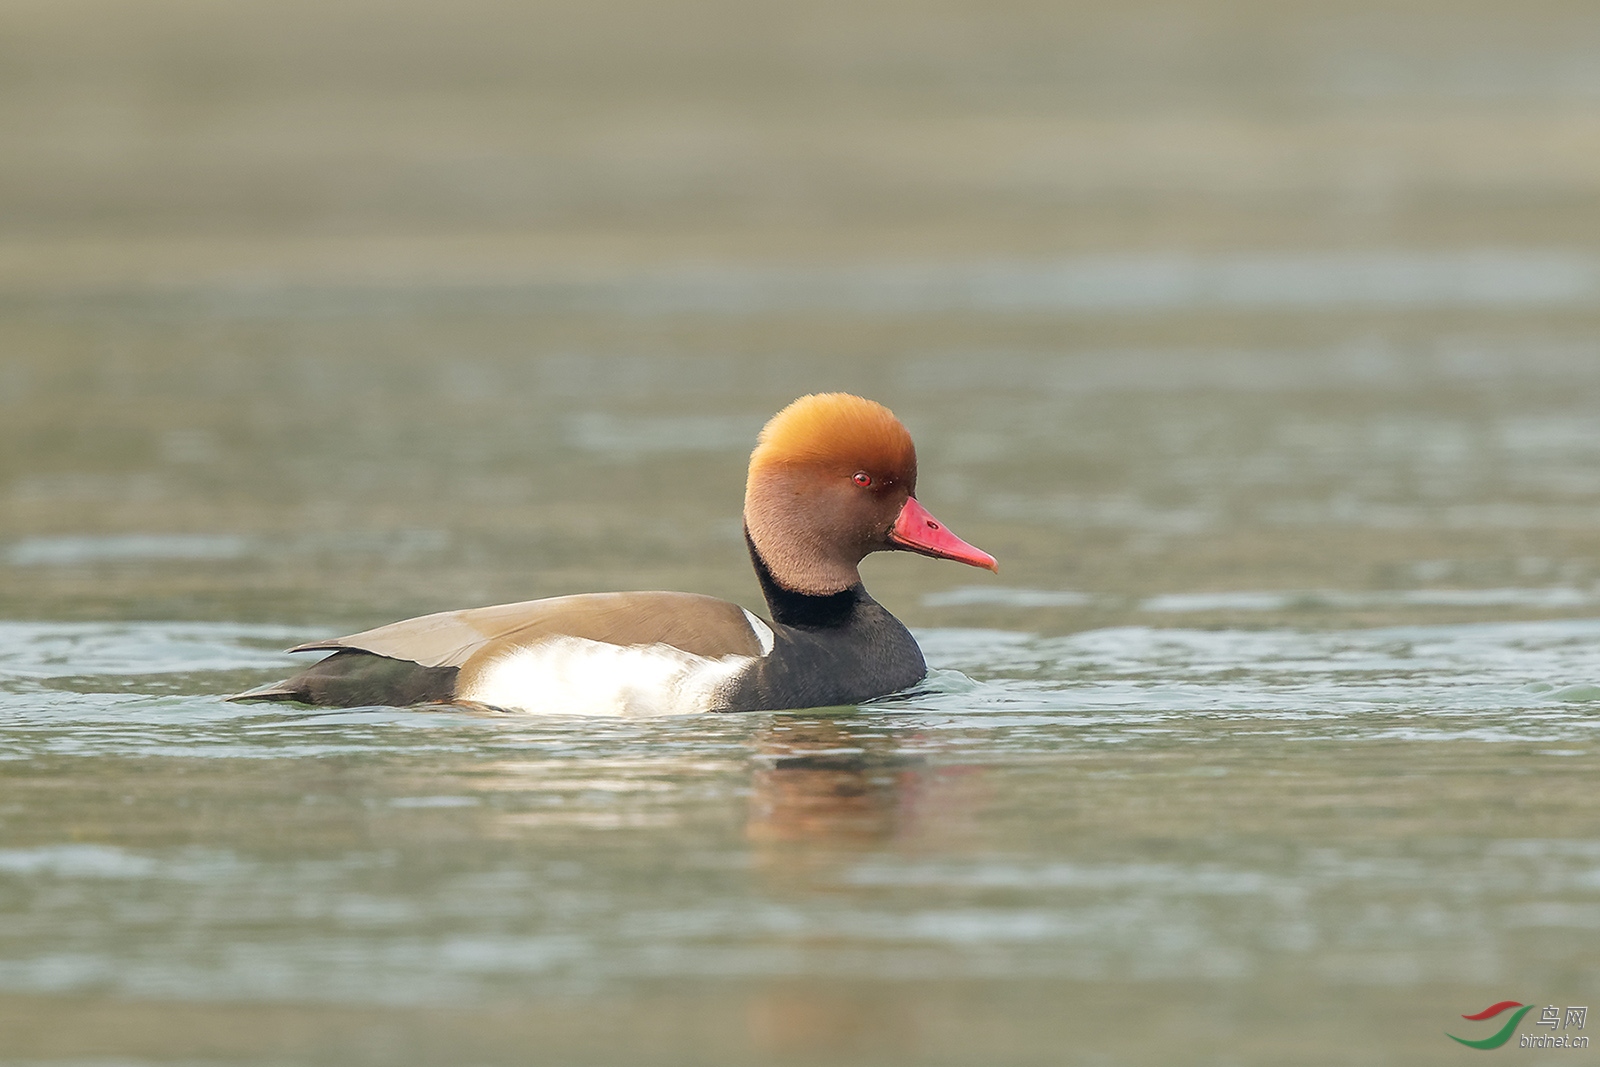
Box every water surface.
[5,0,1600,1063]
[3,619,1598,1064]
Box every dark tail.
[226,649,460,707]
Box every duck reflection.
[746,717,980,847]
[742,717,978,1060]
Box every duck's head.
[744,393,998,596]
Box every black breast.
[719,590,926,712]
[725,531,928,712]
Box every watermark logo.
[1448,1002,1588,1050]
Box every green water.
[3,0,1600,1063]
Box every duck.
[229,392,996,714]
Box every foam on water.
[1,616,1598,751]
[0,621,302,679]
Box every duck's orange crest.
[750,393,916,480]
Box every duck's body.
[230,394,995,714]
[238,584,922,716]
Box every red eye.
[853,472,872,487]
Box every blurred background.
[4,0,1600,631]
[4,2,1600,1065]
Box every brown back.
[292,591,766,668]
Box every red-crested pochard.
[230,393,997,714]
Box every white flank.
[743,609,776,656]
[458,637,757,716]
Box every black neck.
[745,528,862,628]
